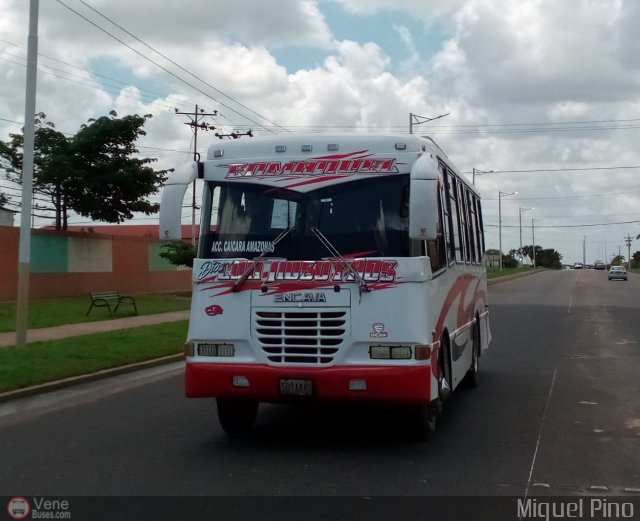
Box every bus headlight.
[391,346,412,359]
[198,343,235,357]
[369,345,412,360]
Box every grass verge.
[0,293,191,333]
[0,321,187,394]
[486,266,539,280]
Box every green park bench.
[86,291,138,317]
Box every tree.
[160,240,196,268]
[503,250,519,268]
[519,244,562,269]
[521,244,542,263]
[535,248,563,269]
[632,251,640,269]
[610,255,625,267]
[0,111,168,230]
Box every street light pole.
[498,190,518,270]
[531,218,542,268]
[532,219,536,268]
[472,168,495,185]
[519,207,534,262]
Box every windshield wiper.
[310,227,370,298]
[232,227,292,292]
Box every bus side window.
[427,235,447,273]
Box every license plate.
[280,379,313,396]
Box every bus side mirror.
[409,179,439,241]
[159,162,199,240]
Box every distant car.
[573,262,583,269]
[608,265,627,281]
[594,262,606,270]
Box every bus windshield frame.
[198,175,413,261]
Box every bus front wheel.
[464,319,481,388]
[406,402,437,441]
[216,398,259,436]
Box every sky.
[2,0,640,264]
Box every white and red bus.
[160,133,490,439]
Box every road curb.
[488,268,545,285]
[0,353,184,404]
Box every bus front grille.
[253,310,347,364]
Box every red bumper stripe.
[185,362,431,403]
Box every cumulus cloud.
[333,0,467,22]
[2,0,640,261]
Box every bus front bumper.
[185,362,432,403]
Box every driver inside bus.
[242,191,272,234]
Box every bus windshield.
[199,175,412,260]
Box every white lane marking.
[522,368,558,507]
[568,296,573,313]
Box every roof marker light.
[213,149,223,158]
[301,144,313,152]
[275,145,286,153]
[327,144,339,151]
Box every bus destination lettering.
[224,152,399,178]
[197,259,398,284]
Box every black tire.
[216,398,259,436]
[406,337,451,441]
[406,402,437,441]
[464,319,480,388]
[439,336,452,402]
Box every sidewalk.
[0,310,190,347]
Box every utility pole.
[174,106,218,245]
[519,207,533,263]
[15,0,39,348]
[624,234,632,269]
[583,236,586,265]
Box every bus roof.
[200,133,479,195]
[206,133,447,162]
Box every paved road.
[0,270,639,499]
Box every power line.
[516,191,640,202]
[486,220,640,229]
[467,165,640,175]
[198,120,640,135]
[0,38,192,110]
[0,52,183,113]
[54,0,281,134]
[431,117,640,128]
[76,0,289,134]
[483,190,640,202]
